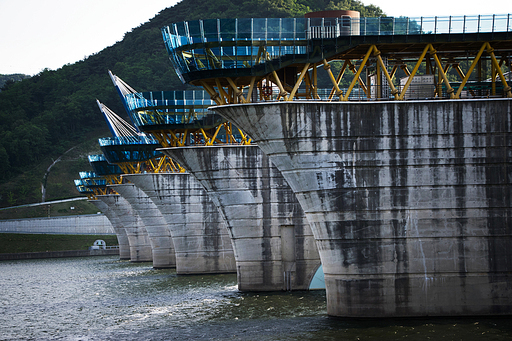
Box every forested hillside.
[0,74,30,91]
[0,0,384,208]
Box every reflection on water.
[0,256,511,340]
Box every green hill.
[0,0,384,209]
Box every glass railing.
[79,171,97,179]
[74,177,106,187]
[74,180,93,193]
[163,14,511,81]
[88,154,123,175]
[125,90,213,111]
[100,148,163,163]
[125,90,217,128]
[98,134,160,147]
[88,154,107,163]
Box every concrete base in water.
[110,183,176,269]
[165,145,321,291]
[215,99,512,317]
[89,199,130,260]
[125,173,236,274]
[96,194,152,263]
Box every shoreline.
[0,249,119,261]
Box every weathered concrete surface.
[97,194,152,263]
[164,145,321,291]
[215,99,512,317]
[89,199,130,260]
[125,173,236,274]
[110,183,176,269]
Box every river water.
[1,256,511,341]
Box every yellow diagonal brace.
[390,64,399,79]
[289,63,310,101]
[167,130,183,147]
[323,59,343,100]
[343,46,375,101]
[246,76,257,102]
[237,127,252,145]
[400,64,410,77]
[181,129,188,147]
[428,45,455,98]
[200,81,223,105]
[200,128,211,145]
[312,63,318,99]
[487,44,512,98]
[215,78,229,104]
[348,60,367,95]
[329,59,349,100]
[272,70,288,100]
[399,44,431,100]
[208,124,223,146]
[373,48,399,100]
[455,42,487,99]
[227,77,247,103]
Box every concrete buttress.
[125,173,236,274]
[215,99,512,317]
[164,145,321,291]
[89,199,130,259]
[109,183,176,268]
[96,194,152,262]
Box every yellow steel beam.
[246,76,257,102]
[312,62,318,99]
[400,64,411,77]
[226,77,247,103]
[373,48,399,100]
[200,80,223,105]
[486,44,512,97]
[209,124,223,146]
[427,45,455,99]
[390,64,399,79]
[324,59,344,101]
[215,78,230,104]
[289,63,310,101]
[271,70,288,100]
[399,44,431,100]
[237,127,252,145]
[347,60,368,95]
[343,46,375,101]
[455,42,487,99]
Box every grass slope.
[0,233,119,254]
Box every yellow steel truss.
[194,41,511,103]
[116,155,185,175]
[147,122,251,148]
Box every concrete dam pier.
[125,173,236,275]
[165,145,321,291]
[215,99,512,317]
[109,183,176,269]
[89,199,131,260]
[96,194,153,263]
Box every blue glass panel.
[162,15,512,83]
[79,171,97,179]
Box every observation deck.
[162,14,512,102]
[121,90,250,147]
[98,135,182,174]
[88,154,123,184]
[74,172,110,199]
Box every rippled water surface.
[1,256,511,340]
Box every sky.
[0,0,178,75]
[0,0,509,75]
